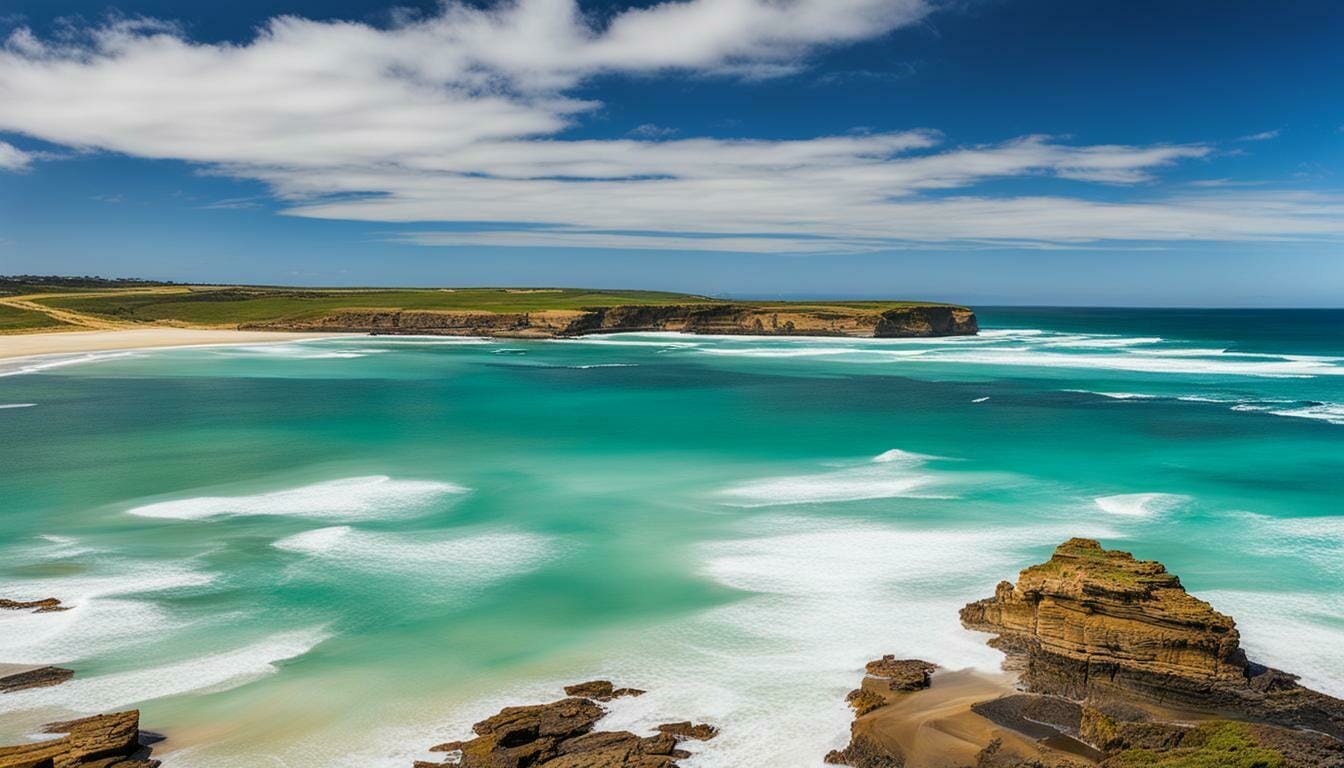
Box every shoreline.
[0,328,364,363]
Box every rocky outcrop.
[414,683,712,768]
[0,597,69,613]
[864,657,936,691]
[562,681,646,702]
[242,302,978,339]
[0,710,159,768]
[0,665,74,693]
[960,538,1344,739]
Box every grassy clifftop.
[3,283,975,338]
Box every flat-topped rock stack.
[960,537,1344,738]
[826,539,1344,768]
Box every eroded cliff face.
[241,303,978,339]
[960,538,1344,739]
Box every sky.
[0,0,1341,305]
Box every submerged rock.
[0,710,159,768]
[416,685,711,768]
[0,665,75,693]
[653,722,717,741]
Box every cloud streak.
[0,140,33,171]
[0,1,1341,253]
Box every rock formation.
[864,657,936,692]
[414,683,713,768]
[0,710,159,768]
[242,303,978,339]
[0,665,75,693]
[827,539,1344,768]
[0,597,69,613]
[960,538,1344,738]
[562,681,646,702]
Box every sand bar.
[0,328,362,362]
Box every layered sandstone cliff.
[827,539,1344,768]
[242,303,978,339]
[960,538,1344,739]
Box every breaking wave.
[126,476,467,521]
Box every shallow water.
[1,308,1341,767]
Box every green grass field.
[0,303,68,332]
[33,286,952,327]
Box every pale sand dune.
[0,328,361,361]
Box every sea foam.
[0,563,217,664]
[1093,493,1189,518]
[580,516,1123,768]
[717,450,953,507]
[126,475,466,521]
[0,627,329,716]
[1196,590,1344,699]
[272,526,556,589]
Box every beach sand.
[852,668,1100,767]
[0,328,362,361]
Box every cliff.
[960,538,1344,739]
[240,303,978,339]
[827,540,1344,768]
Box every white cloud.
[1237,130,1281,142]
[0,2,1340,253]
[0,140,33,171]
[627,124,680,139]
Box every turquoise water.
[1,308,1341,767]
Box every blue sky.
[0,0,1341,305]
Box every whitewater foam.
[0,563,217,664]
[126,475,467,521]
[0,402,37,409]
[1268,402,1344,426]
[717,450,954,507]
[575,516,1124,768]
[0,351,137,378]
[272,526,556,589]
[1094,493,1190,518]
[1196,590,1344,699]
[0,628,329,716]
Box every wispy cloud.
[0,1,1340,253]
[627,124,680,139]
[200,196,265,210]
[1236,129,1281,142]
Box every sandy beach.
[0,328,362,361]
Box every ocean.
[1,307,1341,767]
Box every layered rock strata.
[959,538,1344,738]
[414,682,713,768]
[242,303,978,339]
[826,539,1344,767]
[0,711,159,768]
